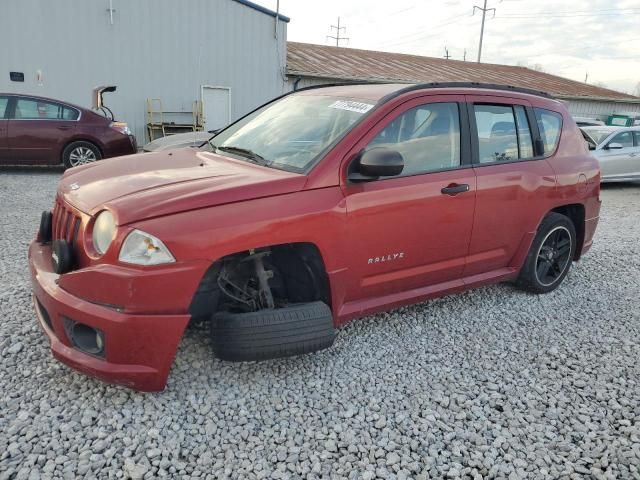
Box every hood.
[143,131,213,152]
[59,149,307,225]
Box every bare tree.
[633,82,640,97]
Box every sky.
[268,0,640,95]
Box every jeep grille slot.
[52,198,81,244]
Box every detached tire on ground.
[516,212,577,294]
[211,302,335,362]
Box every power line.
[327,17,349,47]
[473,0,497,63]
[498,7,640,18]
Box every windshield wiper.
[217,145,271,166]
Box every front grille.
[50,197,90,269]
[52,198,81,247]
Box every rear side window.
[535,108,563,154]
[0,97,8,118]
[474,105,519,163]
[634,131,640,146]
[62,106,80,120]
[514,106,534,158]
[14,98,78,120]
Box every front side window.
[534,108,563,154]
[365,102,461,176]
[14,98,76,120]
[634,131,640,146]
[0,97,8,118]
[210,95,375,173]
[474,105,519,163]
[610,131,633,148]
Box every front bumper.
[28,241,191,392]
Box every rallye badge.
[368,252,404,264]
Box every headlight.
[92,211,116,255]
[118,229,175,265]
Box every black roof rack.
[395,82,554,99]
[291,81,554,102]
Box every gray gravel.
[1,170,640,480]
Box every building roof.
[287,42,639,103]
[233,0,289,23]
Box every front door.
[463,97,557,277]
[341,96,476,304]
[599,130,639,180]
[201,86,230,132]
[0,96,8,162]
[8,96,77,165]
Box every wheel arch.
[550,203,585,260]
[188,241,332,321]
[60,138,104,164]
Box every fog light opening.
[64,318,105,357]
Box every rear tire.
[516,212,576,294]
[63,141,102,169]
[211,302,335,362]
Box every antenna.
[327,17,349,47]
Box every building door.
[201,86,230,132]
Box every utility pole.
[473,0,496,63]
[463,49,467,61]
[444,46,450,60]
[327,17,349,47]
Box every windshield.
[583,129,613,145]
[208,94,375,172]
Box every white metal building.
[286,43,640,121]
[0,0,289,143]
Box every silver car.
[581,126,640,182]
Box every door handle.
[441,183,470,196]
[57,126,71,131]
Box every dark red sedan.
[0,93,136,168]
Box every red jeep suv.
[28,83,600,391]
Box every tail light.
[109,121,132,136]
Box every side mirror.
[606,142,623,150]
[349,147,404,181]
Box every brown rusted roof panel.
[287,42,639,102]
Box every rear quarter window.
[534,108,563,155]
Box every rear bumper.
[29,241,190,392]
[580,215,599,256]
[103,134,137,158]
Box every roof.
[232,0,289,23]
[287,42,639,103]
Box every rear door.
[463,96,557,278]
[8,96,78,165]
[0,96,9,162]
[598,130,637,180]
[341,95,476,304]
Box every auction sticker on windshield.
[328,100,374,114]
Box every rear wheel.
[63,141,102,169]
[516,212,576,293]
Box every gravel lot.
[1,170,639,480]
